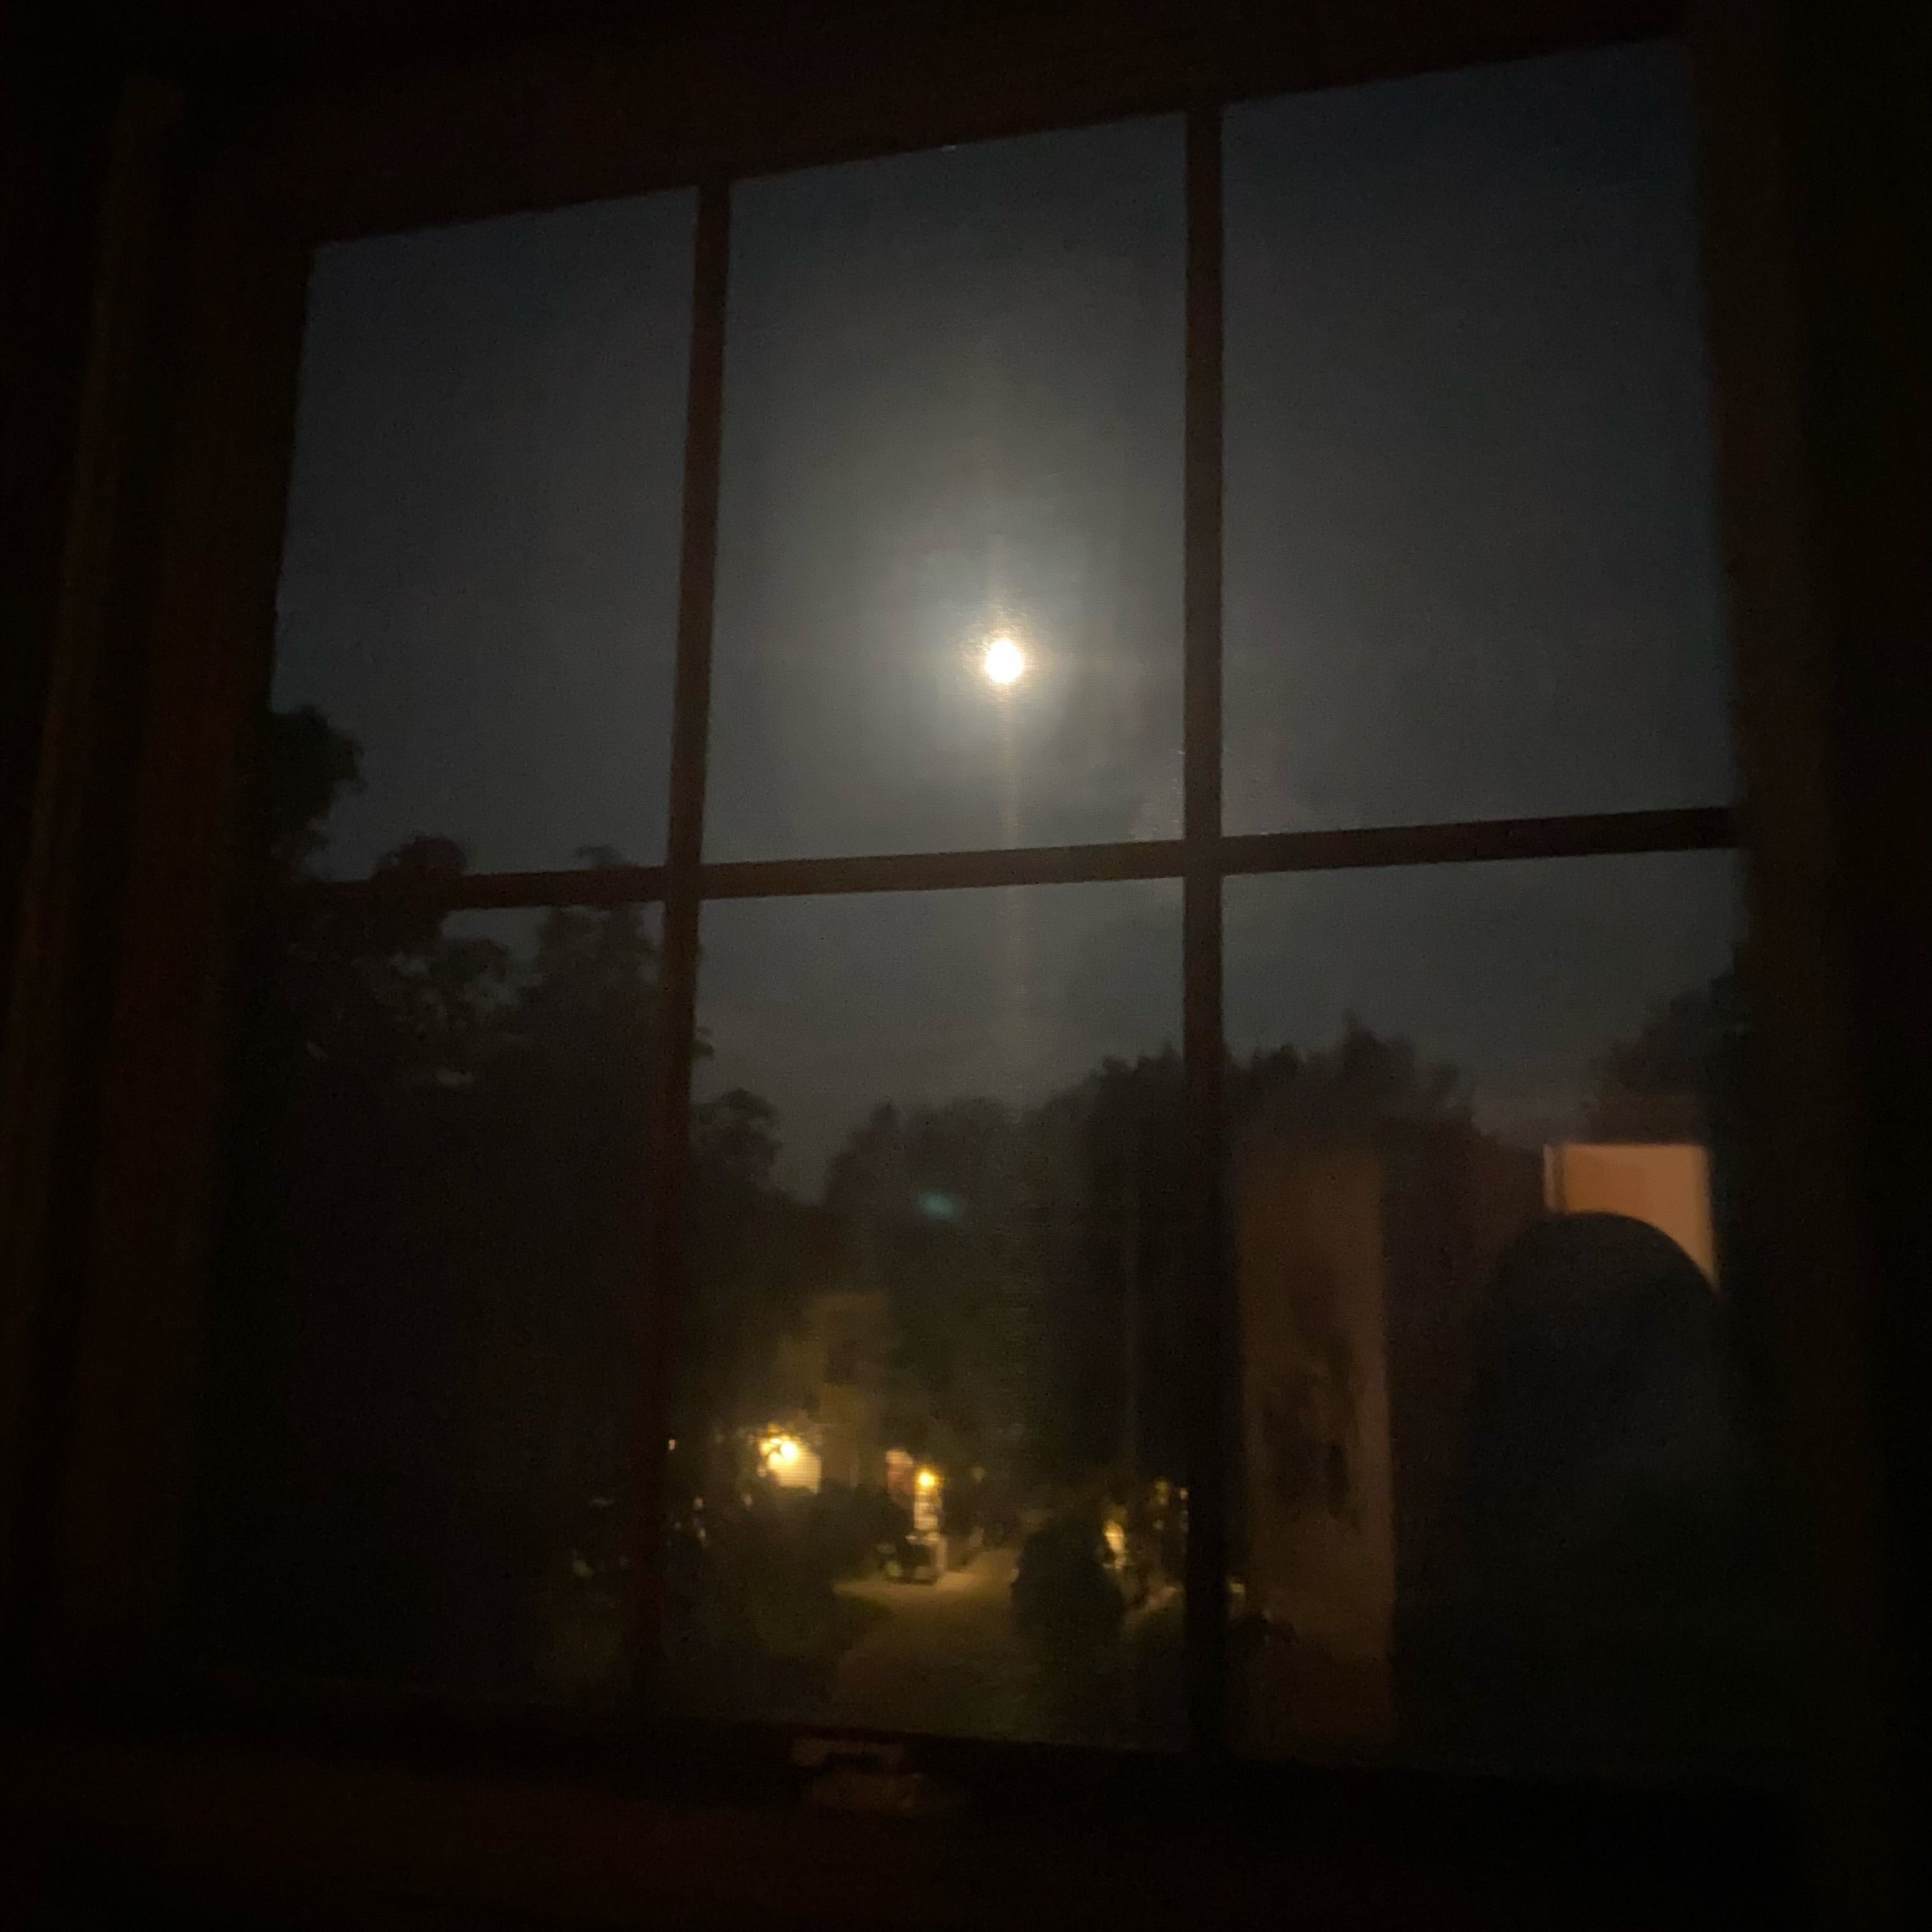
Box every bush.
[661,1484,906,1714]
[809,1482,910,1579]
[1011,1515,1124,1645]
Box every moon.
[981,635,1026,687]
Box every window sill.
[10,1706,1801,1931]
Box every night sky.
[272,42,1738,1196]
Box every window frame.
[7,0,1864,1900]
[238,86,1741,1763]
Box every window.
[1223,49,1734,834]
[194,903,661,1693]
[1225,854,1784,1767]
[273,193,695,877]
[185,39,1790,1780]
[674,880,1185,1743]
[706,121,1183,859]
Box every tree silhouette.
[1229,1018,1468,1151]
[204,704,1506,1707]
[200,712,675,1687]
[1588,952,1744,1141]
[675,1085,832,1471]
[266,702,362,878]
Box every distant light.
[761,1432,802,1469]
[982,635,1026,686]
[916,1466,940,1492]
[917,1190,963,1222]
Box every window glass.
[705,120,1184,862]
[272,191,694,877]
[668,882,1186,1744]
[1224,47,1734,834]
[1225,852,1791,1770]
[188,896,662,1697]
[190,57,1773,1770]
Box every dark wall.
[0,36,114,992]
[1784,0,1932,1913]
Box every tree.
[1586,954,1744,1142]
[1229,1017,1468,1152]
[210,709,1488,1690]
[203,712,695,1688]
[266,702,362,878]
[676,1086,832,1464]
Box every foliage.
[820,1054,1192,1488]
[1229,1018,1468,1151]
[266,703,363,877]
[203,718,663,1686]
[215,702,1747,1712]
[1587,953,1744,1140]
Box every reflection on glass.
[667,883,1186,1744]
[1224,45,1735,834]
[272,191,694,877]
[1225,854,1790,1770]
[705,120,1184,862]
[188,896,663,1696]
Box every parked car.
[880,1527,943,1583]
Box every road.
[827,1545,1040,1736]
[822,1545,1172,1743]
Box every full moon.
[982,635,1026,686]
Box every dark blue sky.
[272,41,1738,1195]
[273,190,693,877]
[1223,45,1733,831]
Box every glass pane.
[1225,853,1792,1772]
[1224,46,1735,834]
[668,882,1186,1744]
[705,120,1184,862]
[187,894,663,1697]
[272,191,694,878]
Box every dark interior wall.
[1783,0,1932,1910]
[1689,4,1930,1919]
[0,36,114,999]
[0,26,127,1683]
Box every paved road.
[827,1546,1041,1736]
[824,1546,1167,1742]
